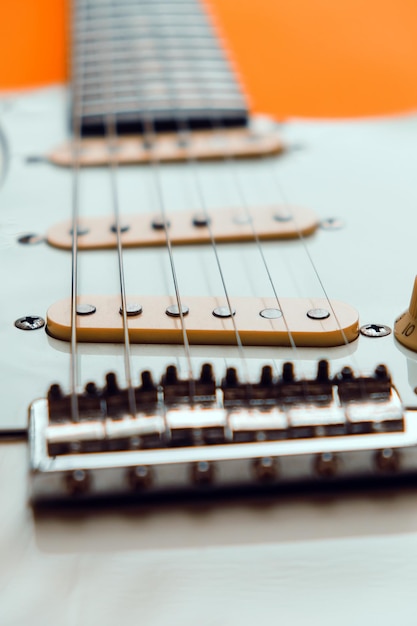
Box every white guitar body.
[1,85,417,624]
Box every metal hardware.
[119,303,143,317]
[65,469,90,495]
[166,304,190,317]
[213,306,236,318]
[320,217,345,230]
[360,324,391,338]
[69,227,90,236]
[315,452,338,477]
[253,457,279,481]
[128,465,153,490]
[191,461,215,485]
[28,363,417,502]
[110,223,130,233]
[152,216,170,230]
[375,448,400,472]
[233,215,251,225]
[192,214,210,227]
[17,233,44,245]
[47,295,359,346]
[260,308,282,319]
[76,304,96,316]
[273,212,292,222]
[14,315,45,331]
[307,308,330,320]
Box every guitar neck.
[72,0,249,136]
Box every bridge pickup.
[46,295,359,347]
[29,363,413,502]
[46,204,317,251]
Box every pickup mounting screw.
[360,324,391,338]
[320,217,345,230]
[14,315,45,331]
[17,233,44,245]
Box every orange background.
[1,0,417,118]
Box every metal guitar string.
[145,15,251,386]
[266,169,363,375]
[199,1,357,372]
[141,116,196,398]
[98,0,137,416]
[68,0,86,423]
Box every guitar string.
[267,168,363,373]
[144,11,251,386]
[137,2,250,388]
[197,2,357,375]
[68,0,86,423]
[142,115,196,398]
[74,1,196,409]
[80,0,137,416]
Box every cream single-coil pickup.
[46,205,318,251]
[46,295,359,347]
[48,118,284,167]
[29,363,415,502]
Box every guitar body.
[2,3,417,624]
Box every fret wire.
[73,0,248,134]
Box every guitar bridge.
[29,362,416,503]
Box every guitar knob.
[394,276,417,351]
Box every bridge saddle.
[29,362,414,503]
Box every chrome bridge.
[29,362,417,502]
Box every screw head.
[191,461,215,485]
[253,457,279,482]
[320,217,345,230]
[360,324,391,338]
[307,308,330,320]
[233,214,251,225]
[166,304,189,317]
[315,452,338,477]
[375,448,400,472]
[152,216,170,230]
[273,212,292,222]
[193,214,210,227]
[128,465,153,490]
[110,223,130,234]
[17,233,44,245]
[260,308,282,319]
[119,302,143,317]
[14,315,45,331]
[76,304,96,316]
[213,306,236,318]
[65,469,90,495]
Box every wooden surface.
[2,0,417,117]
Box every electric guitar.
[2,0,417,622]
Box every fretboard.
[72,0,249,136]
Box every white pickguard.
[1,86,417,624]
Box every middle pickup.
[46,205,318,251]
